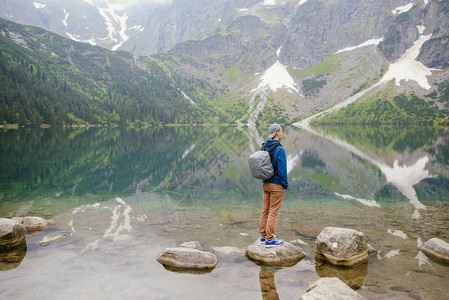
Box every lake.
[0,125,448,299]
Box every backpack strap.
[266,143,282,177]
[267,143,279,154]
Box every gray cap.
[268,124,282,139]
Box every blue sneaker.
[260,235,278,243]
[265,239,284,248]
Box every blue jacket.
[263,140,288,190]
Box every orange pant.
[259,183,286,242]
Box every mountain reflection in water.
[0,125,448,299]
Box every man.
[259,123,288,248]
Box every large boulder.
[157,247,218,272]
[0,218,27,250]
[14,216,55,233]
[246,239,306,267]
[419,238,449,265]
[300,277,365,300]
[315,227,369,266]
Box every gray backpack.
[248,143,281,180]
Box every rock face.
[157,247,218,272]
[246,239,306,267]
[283,0,399,68]
[380,0,449,66]
[420,238,449,265]
[14,216,55,233]
[300,277,365,300]
[0,218,27,250]
[315,227,369,266]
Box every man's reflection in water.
[259,266,280,300]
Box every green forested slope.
[314,93,440,125]
[0,18,216,126]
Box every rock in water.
[211,246,246,261]
[180,241,203,250]
[0,218,27,250]
[315,227,369,266]
[39,234,67,247]
[420,238,449,265]
[300,277,365,300]
[157,247,218,272]
[15,216,55,233]
[246,239,306,267]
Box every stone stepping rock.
[420,238,449,265]
[157,247,218,272]
[315,227,369,266]
[0,218,26,250]
[13,216,55,233]
[300,277,365,300]
[246,239,306,267]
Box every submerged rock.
[315,227,369,266]
[294,224,324,238]
[300,277,365,300]
[39,234,67,247]
[14,216,55,233]
[211,246,246,261]
[180,241,203,250]
[420,238,449,265]
[246,239,306,267]
[0,218,27,250]
[157,247,218,272]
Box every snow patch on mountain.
[81,0,130,51]
[263,0,277,6]
[33,2,46,9]
[380,29,435,90]
[335,38,383,54]
[66,32,97,46]
[298,0,308,5]
[178,89,195,104]
[253,46,298,93]
[253,61,298,93]
[392,3,414,15]
[62,9,70,27]
[129,25,144,32]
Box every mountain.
[1,0,449,126]
[0,18,217,125]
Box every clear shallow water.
[0,125,449,299]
